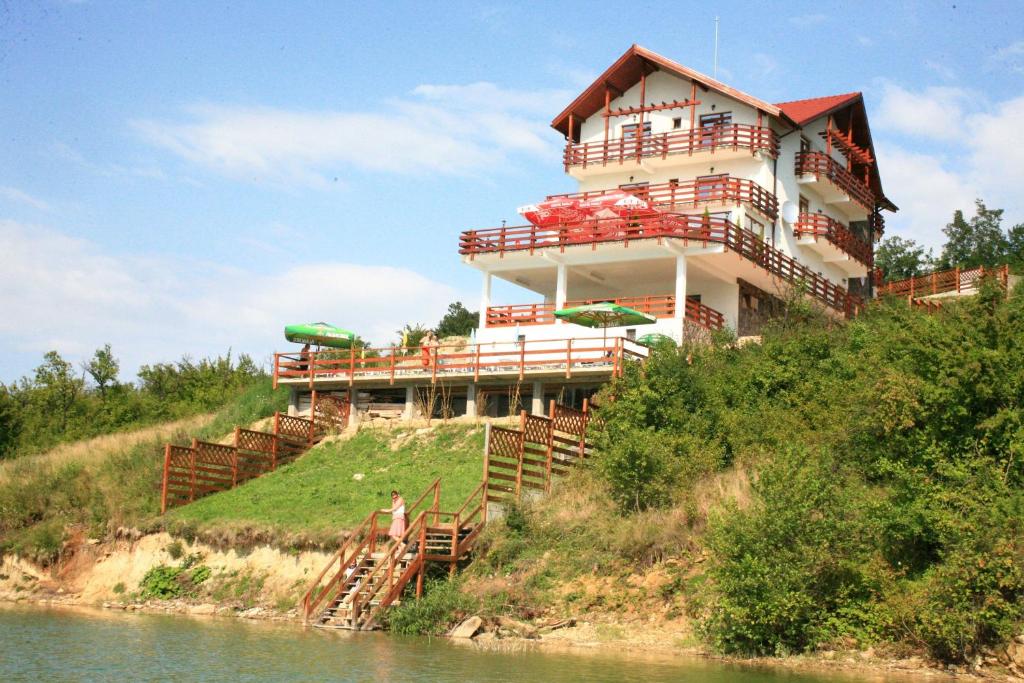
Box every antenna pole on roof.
[713,16,720,79]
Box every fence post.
[579,399,589,460]
[349,346,355,388]
[189,438,198,502]
[544,417,554,493]
[232,427,240,488]
[308,351,315,390]
[160,444,171,515]
[565,338,573,379]
[482,423,491,523]
[433,481,440,525]
[416,521,427,598]
[955,266,961,293]
[515,411,526,499]
[271,412,280,470]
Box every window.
[626,328,636,341]
[746,216,765,241]
[800,136,811,155]
[621,121,652,139]
[799,195,809,214]
[672,117,682,129]
[700,112,732,128]
[696,173,728,202]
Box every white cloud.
[923,60,956,81]
[963,95,1024,208]
[0,220,464,381]
[133,82,571,188]
[0,186,51,211]
[875,146,976,250]
[789,13,827,27]
[991,40,1024,74]
[874,82,969,139]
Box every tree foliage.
[596,281,1024,662]
[435,301,478,338]
[2,347,265,458]
[874,236,931,282]
[938,199,1020,270]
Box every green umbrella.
[553,302,656,345]
[284,322,356,349]
[637,333,676,347]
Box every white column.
[674,254,688,341]
[555,263,567,324]
[348,388,360,428]
[403,386,417,421]
[531,382,545,415]
[288,388,299,417]
[465,383,477,418]
[479,271,491,330]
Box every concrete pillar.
[555,263,567,323]
[403,385,417,421]
[465,383,477,418]
[674,254,688,342]
[478,271,492,330]
[288,388,300,417]
[531,381,544,415]
[347,388,360,429]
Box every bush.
[700,450,884,655]
[597,427,679,512]
[383,578,479,636]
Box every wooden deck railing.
[461,213,862,317]
[793,212,873,267]
[485,294,725,331]
[563,123,779,169]
[549,176,779,221]
[795,151,875,211]
[160,392,349,513]
[273,337,648,387]
[879,264,1009,298]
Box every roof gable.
[775,92,862,126]
[551,44,791,139]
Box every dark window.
[700,112,732,128]
[800,136,811,155]
[747,216,765,241]
[621,121,652,139]
[626,328,636,341]
[672,117,682,129]
[696,173,728,201]
[799,195,809,214]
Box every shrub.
[165,540,184,560]
[383,578,479,636]
[597,427,678,512]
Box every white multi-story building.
[275,45,896,420]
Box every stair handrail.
[301,509,382,624]
[350,509,429,629]
[405,476,442,524]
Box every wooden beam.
[603,88,611,148]
[602,98,700,117]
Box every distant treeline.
[0,347,264,459]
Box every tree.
[83,344,119,399]
[0,384,22,459]
[875,236,931,282]
[1007,223,1024,269]
[435,301,478,338]
[33,350,84,435]
[396,323,428,353]
[938,200,1010,269]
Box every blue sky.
[2,0,1023,382]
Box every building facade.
[275,45,896,422]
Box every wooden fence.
[795,151,875,211]
[485,294,724,331]
[160,392,350,513]
[878,264,1009,299]
[484,400,597,505]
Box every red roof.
[774,92,862,126]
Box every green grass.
[168,424,485,535]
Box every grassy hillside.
[391,281,1024,666]
[167,425,485,540]
[0,378,288,564]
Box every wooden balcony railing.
[461,213,862,317]
[795,151,875,211]
[273,337,649,387]
[564,124,779,170]
[550,176,778,221]
[485,294,725,331]
[878,264,1009,298]
[793,212,874,267]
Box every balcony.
[878,264,1010,299]
[485,295,725,331]
[563,124,779,177]
[460,213,862,318]
[551,176,778,222]
[793,212,873,273]
[273,337,649,387]
[795,151,875,217]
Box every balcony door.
[695,173,728,205]
[621,121,652,157]
[699,112,732,148]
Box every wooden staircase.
[160,391,350,513]
[302,479,486,631]
[301,400,598,631]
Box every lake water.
[0,604,901,682]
